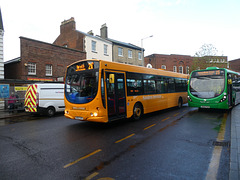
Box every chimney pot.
[100,23,108,39]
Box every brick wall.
[53,18,85,51]
[5,37,86,81]
[145,54,193,74]
[229,59,240,72]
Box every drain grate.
[212,141,230,147]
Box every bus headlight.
[219,95,227,103]
[65,110,69,114]
[187,96,192,102]
[90,112,98,117]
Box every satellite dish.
[146,63,152,68]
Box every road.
[0,106,230,180]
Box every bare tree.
[195,44,218,57]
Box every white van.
[24,83,65,116]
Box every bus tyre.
[47,107,55,117]
[133,103,142,120]
[178,98,183,108]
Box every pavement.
[0,104,240,179]
[0,109,28,120]
[230,104,240,179]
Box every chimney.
[60,17,76,34]
[100,23,108,39]
[87,30,94,36]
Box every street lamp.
[141,35,153,66]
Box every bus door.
[227,73,233,107]
[106,72,126,120]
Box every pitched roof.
[107,38,143,51]
[4,57,21,65]
[0,8,4,31]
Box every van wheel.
[178,97,183,108]
[47,107,55,117]
[133,103,142,120]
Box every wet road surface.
[0,106,230,179]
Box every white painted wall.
[85,35,112,61]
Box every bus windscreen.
[65,61,99,104]
[189,70,225,99]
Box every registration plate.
[201,106,210,108]
[75,116,83,120]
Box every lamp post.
[141,35,153,67]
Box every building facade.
[0,8,4,79]
[53,18,143,66]
[84,31,112,60]
[100,24,143,66]
[229,58,240,73]
[145,54,193,74]
[54,18,112,62]
[192,56,228,71]
[4,37,86,81]
[145,54,228,74]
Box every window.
[46,64,52,76]
[118,47,123,57]
[168,78,175,92]
[179,66,183,74]
[128,50,132,58]
[175,78,187,92]
[92,40,96,52]
[186,66,189,74]
[28,63,36,75]
[138,52,142,60]
[126,72,143,95]
[104,44,108,55]
[161,65,166,70]
[173,66,177,72]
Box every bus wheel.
[47,107,55,117]
[133,103,142,120]
[178,97,183,108]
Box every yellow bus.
[64,59,188,123]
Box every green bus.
[188,67,240,109]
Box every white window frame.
[186,66,189,74]
[161,65,166,69]
[92,40,96,52]
[118,47,123,57]
[173,66,177,72]
[104,44,108,55]
[128,50,132,58]
[46,64,52,76]
[28,63,36,75]
[138,52,142,60]
[179,66,183,74]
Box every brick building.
[145,54,193,74]
[229,58,240,73]
[4,36,86,81]
[145,54,228,74]
[192,56,228,71]
[53,18,143,66]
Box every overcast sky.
[1,0,240,61]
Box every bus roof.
[68,59,189,79]
[191,67,240,76]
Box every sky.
[1,0,240,61]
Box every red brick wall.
[53,19,85,51]
[145,54,193,74]
[5,37,86,81]
[229,59,240,72]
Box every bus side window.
[168,78,175,93]
[126,73,143,95]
